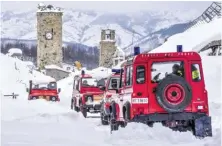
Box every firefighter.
[191,64,200,81]
[172,64,184,77]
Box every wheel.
[123,103,131,121]
[80,103,87,118]
[73,98,80,112]
[51,96,56,102]
[156,74,192,113]
[71,99,74,110]
[81,108,87,118]
[32,97,37,100]
[101,113,109,125]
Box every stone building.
[45,65,70,81]
[112,46,125,67]
[99,29,117,68]
[36,4,63,69]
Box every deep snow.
[1,17,221,146]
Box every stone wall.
[37,12,63,69]
[99,41,116,68]
[45,69,69,81]
[99,29,117,68]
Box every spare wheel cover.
[156,75,192,113]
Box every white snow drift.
[1,17,221,146]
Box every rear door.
[188,61,206,113]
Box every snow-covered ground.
[1,52,221,146]
[1,17,221,146]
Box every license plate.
[132,98,148,104]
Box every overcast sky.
[1,1,213,13]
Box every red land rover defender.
[27,80,61,101]
[109,46,212,138]
[71,70,105,118]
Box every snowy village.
[0,1,221,146]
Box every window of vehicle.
[81,78,97,87]
[151,61,184,83]
[126,65,133,86]
[136,66,145,84]
[32,82,57,90]
[191,64,201,82]
[108,77,120,89]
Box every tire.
[123,103,131,121]
[80,102,87,118]
[81,108,87,118]
[51,96,56,102]
[73,98,80,112]
[32,97,37,100]
[110,102,117,119]
[101,113,109,125]
[71,99,74,110]
[156,74,192,113]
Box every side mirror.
[58,88,61,93]
[99,86,106,91]
[26,88,29,93]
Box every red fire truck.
[71,71,105,118]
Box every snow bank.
[0,53,54,97]
[7,48,22,56]
[150,18,221,53]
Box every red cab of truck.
[27,79,61,101]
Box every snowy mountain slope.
[149,17,221,53]
[1,9,200,47]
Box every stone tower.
[99,29,117,67]
[36,4,63,69]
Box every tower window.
[105,34,111,40]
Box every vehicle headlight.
[87,96,93,102]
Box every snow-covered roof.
[31,78,56,84]
[7,48,22,56]
[150,17,221,53]
[86,67,112,80]
[37,3,62,13]
[101,40,116,42]
[45,64,70,73]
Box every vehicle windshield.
[32,82,57,90]
[108,77,121,89]
[81,78,98,87]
